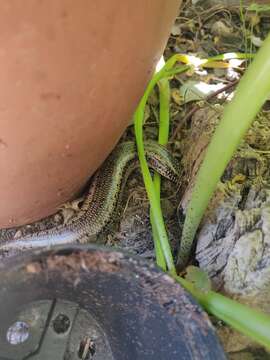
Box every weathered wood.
[179,105,270,355]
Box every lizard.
[0,140,180,255]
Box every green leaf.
[185,266,212,292]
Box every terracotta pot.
[0,0,181,228]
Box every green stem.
[134,63,189,275]
[174,276,270,350]
[150,77,171,270]
[177,33,270,269]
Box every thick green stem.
[174,276,270,350]
[177,33,270,269]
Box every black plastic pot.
[0,246,226,359]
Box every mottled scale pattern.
[0,140,180,253]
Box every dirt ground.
[1,1,270,358]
